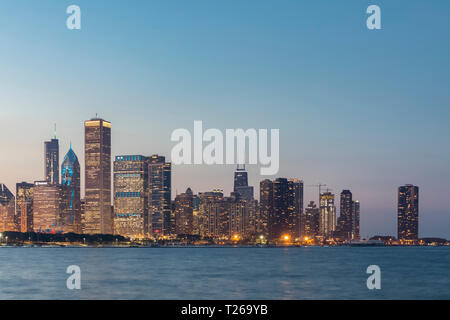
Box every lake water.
[0,246,449,299]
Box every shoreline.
[1,244,448,248]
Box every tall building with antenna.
[233,165,254,201]
[44,124,59,184]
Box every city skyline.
[1,1,450,238]
[0,118,442,240]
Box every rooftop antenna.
[54,123,56,139]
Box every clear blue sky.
[1,0,449,238]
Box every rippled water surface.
[0,247,449,299]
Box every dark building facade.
[61,146,82,233]
[338,190,353,240]
[84,118,112,234]
[16,182,34,232]
[304,201,320,238]
[259,179,273,237]
[44,136,59,184]
[233,165,254,201]
[398,185,419,242]
[174,188,194,235]
[0,184,16,232]
[264,178,303,241]
[147,155,171,237]
[113,155,148,238]
[352,200,360,240]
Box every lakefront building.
[262,178,303,241]
[198,190,228,238]
[337,190,353,240]
[0,184,16,232]
[113,155,148,239]
[398,184,419,243]
[16,182,34,232]
[61,146,82,233]
[259,179,273,237]
[319,192,336,238]
[174,188,194,235]
[147,155,171,237]
[352,200,360,240]
[84,118,112,234]
[304,201,320,238]
[32,181,70,233]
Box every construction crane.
[305,183,327,204]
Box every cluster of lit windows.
[115,155,142,161]
[115,213,142,218]
[115,192,141,197]
[115,173,141,178]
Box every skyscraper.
[16,182,34,232]
[319,192,336,238]
[84,118,112,234]
[398,185,419,243]
[147,155,171,236]
[192,194,200,235]
[233,165,254,201]
[113,155,148,238]
[338,190,353,240]
[61,146,82,233]
[44,128,59,184]
[266,178,303,241]
[0,184,16,232]
[304,201,320,238]
[32,181,68,233]
[174,188,194,235]
[352,200,360,240]
[198,190,228,238]
[259,179,273,237]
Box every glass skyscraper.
[338,190,353,240]
[61,146,82,233]
[398,184,419,243]
[113,155,148,238]
[44,133,59,184]
[319,192,336,238]
[233,165,254,201]
[263,178,303,241]
[147,155,171,237]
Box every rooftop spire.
[54,123,56,139]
